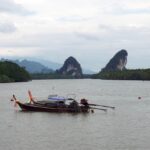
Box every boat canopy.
[47,95,66,102]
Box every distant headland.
[93,49,150,80]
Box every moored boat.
[12,93,90,113]
[16,101,89,113]
[11,91,115,113]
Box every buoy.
[10,99,14,101]
[91,109,94,113]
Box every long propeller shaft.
[89,103,115,109]
[90,107,107,112]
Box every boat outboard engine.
[80,99,89,106]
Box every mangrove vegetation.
[0,61,31,83]
[92,69,150,80]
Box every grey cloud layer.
[0,0,150,70]
[0,25,149,47]
[0,22,16,33]
[0,0,33,15]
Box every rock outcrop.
[56,56,83,78]
[102,49,128,72]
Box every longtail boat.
[11,91,115,113]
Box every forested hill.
[0,61,31,83]
[92,69,150,80]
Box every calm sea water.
[0,79,150,150]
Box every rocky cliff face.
[56,56,83,78]
[102,49,128,72]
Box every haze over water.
[0,79,150,150]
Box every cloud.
[105,1,150,15]
[56,15,90,22]
[98,24,150,38]
[114,7,150,15]
[0,22,17,33]
[0,0,150,70]
[75,32,99,41]
[0,24,149,49]
[0,0,33,15]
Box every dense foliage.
[92,69,150,80]
[31,73,77,79]
[0,61,31,83]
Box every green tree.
[0,61,31,83]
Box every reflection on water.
[0,79,150,150]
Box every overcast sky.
[0,0,150,71]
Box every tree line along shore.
[0,61,31,83]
